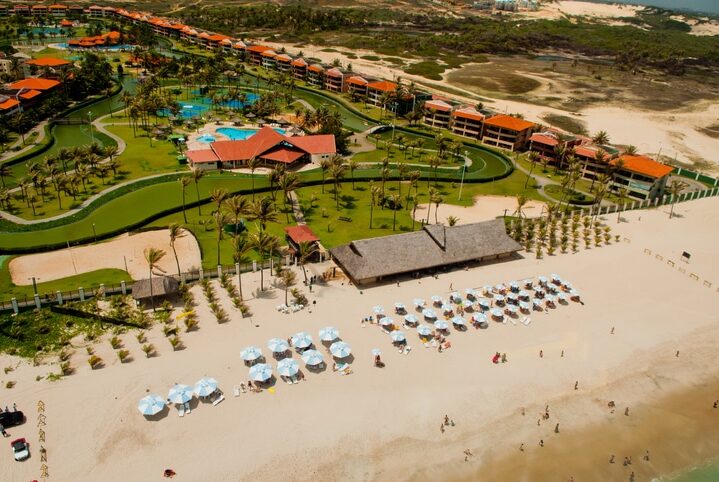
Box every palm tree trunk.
[237,269,243,300]
[195,182,202,216]
[172,245,181,277]
[149,269,155,312]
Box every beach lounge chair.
[178,404,185,417]
[233,386,241,397]
[522,317,532,326]
[213,393,225,406]
[403,346,412,355]
[184,402,191,414]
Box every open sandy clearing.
[414,195,547,225]
[9,229,201,284]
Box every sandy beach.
[413,195,547,225]
[8,229,202,284]
[0,196,718,481]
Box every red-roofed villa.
[186,127,336,171]
[482,114,536,151]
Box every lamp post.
[92,223,97,241]
[88,111,95,144]
[29,277,39,296]
[458,151,469,201]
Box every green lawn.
[0,255,130,302]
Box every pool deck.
[185,121,299,150]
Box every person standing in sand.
[539,350,543,358]
[625,407,630,416]
[520,443,524,451]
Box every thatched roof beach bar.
[330,219,522,285]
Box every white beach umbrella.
[373,305,385,314]
[490,308,504,319]
[277,358,299,377]
[404,314,419,325]
[292,332,313,349]
[431,295,443,305]
[394,302,406,311]
[330,341,352,358]
[240,346,262,361]
[167,384,193,405]
[194,377,218,397]
[422,309,437,320]
[380,317,395,327]
[417,325,432,336]
[249,363,273,382]
[472,313,487,324]
[464,288,477,298]
[267,338,290,353]
[301,349,325,366]
[451,316,466,326]
[390,330,406,343]
[138,394,166,416]
[434,320,449,330]
[413,298,426,307]
[319,327,340,342]
[441,304,454,313]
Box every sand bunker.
[9,229,201,285]
[413,195,546,225]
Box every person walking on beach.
[440,424,445,434]
[539,349,543,358]
[676,350,680,357]
[713,400,718,408]
[539,439,544,447]
[644,450,650,461]
[625,407,630,416]
[501,353,507,363]
[444,415,450,426]
[554,423,560,433]
[609,454,615,464]
[574,381,578,390]
[520,443,524,452]
[611,326,615,334]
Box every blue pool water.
[216,127,285,140]
[160,103,208,119]
[197,134,217,143]
[191,91,260,110]
[30,27,63,35]
[55,43,135,51]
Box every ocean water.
[665,458,719,482]
[595,0,719,15]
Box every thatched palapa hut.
[132,276,180,302]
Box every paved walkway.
[0,121,49,162]
[287,191,306,225]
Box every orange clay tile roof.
[19,89,42,100]
[285,225,320,244]
[247,45,273,53]
[529,133,559,147]
[424,99,452,112]
[451,107,484,122]
[325,68,343,78]
[260,50,278,58]
[187,149,219,164]
[291,58,308,67]
[367,80,397,92]
[233,41,246,49]
[60,20,73,27]
[574,145,605,160]
[49,4,67,8]
[483,114,535,132]
[613,154,674,179]
[260,147,305,164]
[0,98,20,110]
[308,64,324,73]
[9,78,60,91]
[346,76,368,86]
[26,57,71,67]
[275,54,292,62]
[208,34,230,42]
[198,32,211,39]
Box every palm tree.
[514,194,528,218]
[214,211,230,266]
[397,162,409,199]
[369,184,380,229]
[249,229,279,291]
[616,188,629,222]
[447,215,459,226]
[319,157,333,194]
[433,192,443,224]
[390,194,400,231]
[592,130,610,145]
[144,247,166,312]
[247,157,262,200]
[624,145,638,155]
[168,223,185,277]
[426,187,438,224]
[277,172,300,221]
[180,177,191,223]
[279,268,297,305]
[296,240,318,284]
[248,196,278,232]
[210,187,228,214]
[668,179,688,218]
[192,168,205,216]
[224,195,249,234]
[0,163,13,188]
[231,233,252,300]
[347,158,359,190]
[329,162,346,209]
[524,151,539,189]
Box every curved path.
[0,121,49,162]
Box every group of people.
[491,352,508,364]
[439,414,456,434]
[239,381,262,393]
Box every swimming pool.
[197,134,217,143]
[159,103,208,119]
[216,127,285,141]
[190,92,260,109]
[55,43,135,51]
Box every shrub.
[184,317,198,332]
[136,332,146,344]
[110,336,122,349]
[5,381,15,389]
[142,344,155,358]
[117,349,130,363]
[88,355,103,369]
[86,346,94,355]
[60,361,73,375]
[162,325,177,337]
[169,336,182,351]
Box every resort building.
[307,64,325,89]
[573,144,616,181]
[260,50,278,70]
[49,4,68,16]
[423,99,453,129]
[330,219,523,285]
[528,130,581,167]
[247,45,273,66]
[68,31,121,48]
[0,96,21,116]
[284,225,321,261]
[324,68,347,93]
[346,75,370,98]
[366,80,397,107]
[275,54,293,74]
[481,114,536,151]
[610,154,674,200]
[450,106,484,139]
[186,126,336,171]
[3,77,61,110]
[291,58,308,80]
